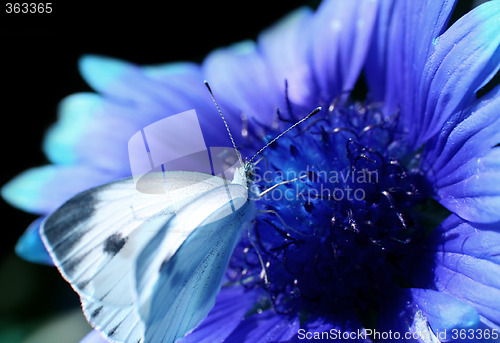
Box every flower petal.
[309,0,379,103]
[377,289,425,343]
[1,165,113,214]
[424,83,500,182]
[143,61,238,145]
[224,310,299,343]
[79,55,131,96]
[366,0,456,110]
[417,0,500,144]
[257,8,315,109]
[411,288,480,333]
[364,1,396,101]
[434,147,500,223]
[43,92,131,172]
[426,215,500,327]
[46,61,240,175]
[203,41,283,126]
[14,217,53,265]
[144,61,239,146]
[79,55,191,107]
[180,286,259,343]
[378,287,482,343]
[143,62,201,85]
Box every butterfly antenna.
[204,81,244,166]
[248,106,322,164]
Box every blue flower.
[3,0,500,342]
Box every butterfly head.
[244,161,256,183]
[231,160,256,188]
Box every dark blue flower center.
[228,101,434,316]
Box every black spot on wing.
[77,279,90,290]
[109,323,121,336]
[159,257,170,272]
[43,188,97,248]
[61,251,87,273]
[51,229,86,259]
[104,233,128,256]
[91,306,103,318]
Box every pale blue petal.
[81,55,236,148]
[377,287,481,343]
[43,92,150,174]
[366,0,456,108]
[203,41,283,126]
[43,93,105,166]
[365,0,460,148]
[46,64,238,174]
[1,165,114,214]
[310,0,379,102]
[427,215,500,327]
[79,55,131,95]
[411,288,480,333]
[417,0,500,144]
[424,83,500,182]
[143,62,200,84]
[80,54,197,107]
[257,8,315,109]
[435,148,500,222]
[14,217,53,265]
[143,61,239,146]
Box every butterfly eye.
[245,162,256,182]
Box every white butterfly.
[40,85,320,342]
[41,161,255,343]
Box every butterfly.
[41,160,255,343]
[40,82,321,343]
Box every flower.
[3,0,500,342]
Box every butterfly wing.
[80,294,143,343]
[40,171,231,342]
[134,183,254,343]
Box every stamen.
[381,191,408,229]
[359,124,383,136]
[249,107,322,164]
[229,96,433,315]
[284,79,297,122]
[247,227,270,285]
[257,209,306,237]
[258,174,307,198]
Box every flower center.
[228,101,434,316]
